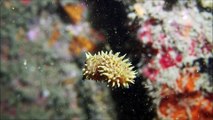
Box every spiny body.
[83,51,136,88]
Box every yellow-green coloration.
[83,51,137,88]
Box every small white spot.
[23,59,27,66]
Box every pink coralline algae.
[159,48,182,69]
[141,63,159,81]
[129,1,213,120]
[20,0,31,6]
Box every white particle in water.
[43,89,50,97]
[23,59,27,66]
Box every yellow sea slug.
[83,51,136,88]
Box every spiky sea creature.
[83,51,137,88]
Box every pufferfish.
[82,51,137,88]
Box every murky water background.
[1,0,212,120]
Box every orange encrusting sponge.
[83,51,136,88]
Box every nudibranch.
[83,51,137,88]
